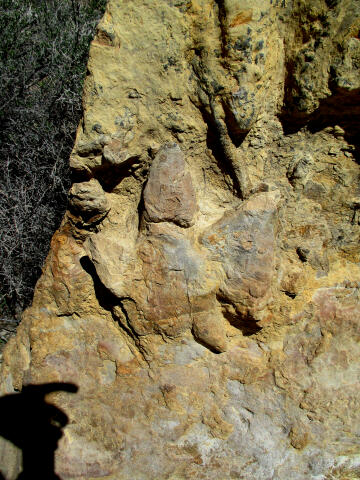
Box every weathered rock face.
[143,143,198,227]
[1,1,360,479]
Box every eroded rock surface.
[143,143,198,227]
[1,1,360,479]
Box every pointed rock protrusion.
[143,143,197,227]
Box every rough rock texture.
[143,143,198,227]
[1,1,360,479]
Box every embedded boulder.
[143,143,198,227]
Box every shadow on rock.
[0,382,78,480]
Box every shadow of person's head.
[0,382,78,480]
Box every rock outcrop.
[1,1,360,479]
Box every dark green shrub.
[0,0,107,319]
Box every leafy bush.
[0,0,107,319]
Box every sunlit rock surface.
[1,1,360,479]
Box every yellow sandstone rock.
[1,1,360,479]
